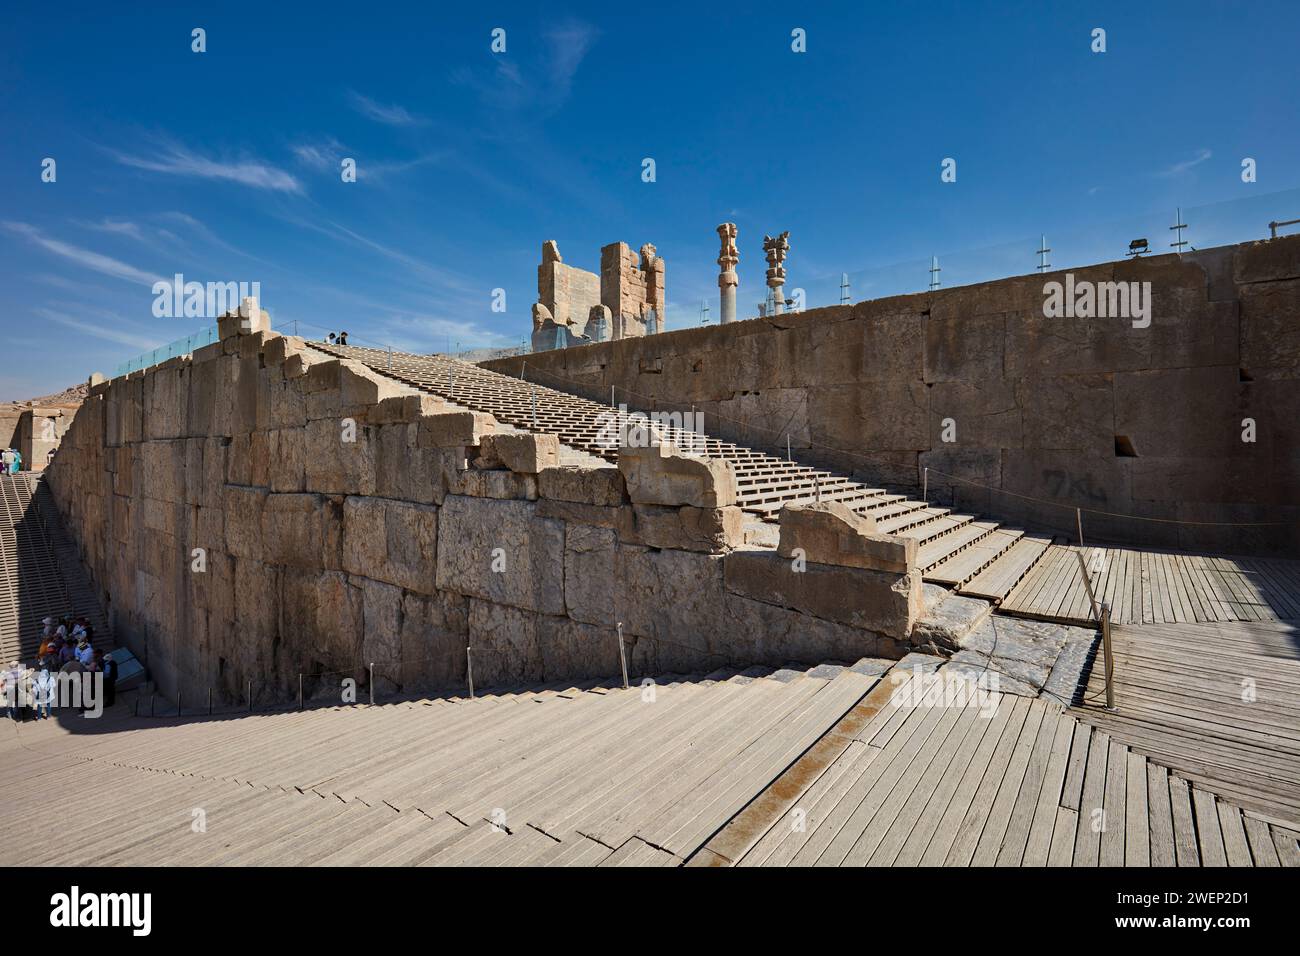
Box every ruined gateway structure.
[532,239,665,350]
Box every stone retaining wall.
[486,237,1300,555]
[45,325,921,702]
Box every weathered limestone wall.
[45,327,920,703]
[488,238,1300,555]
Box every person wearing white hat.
[3,661,20,720]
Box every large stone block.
[435,495,565,615]
[618,441,737,508]
[261,493,340,569]
[925,310,1006,385]
[478,432,562,474]
[222,485,268,561]
[302,417,377,497]
[1114,366,1240,459]
[1017,373,1114,455]
[807,380,929,453]
[538,465,626,506]
[928,380,1022,450]
[626,504,745,553]
[416,410,497,449]
[398,590,469,689]
[1234,235,1300,285]
[342,496,439,594]
[360,576,404,673]
[370,394,448,425]
[139,440,186,503]
[723,549,920,640]
[1240,278,1300,372]
[776,502,915,573]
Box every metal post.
[922,466,928,502]
[466,647,475,699]
[151,694,155,717]
[786,434,791,461]
[177,691,181,717]
[814,474,821,503]
[617,622,629,690]
[298,673,303,710]
[1101,602,1116,711]
[610,385,615,408]
[208,687,212,716]
[368,662,375,705]
[1076,507,1084,547]
[247,680,252,713]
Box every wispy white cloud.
[3,222,163,286]
[347,91,426,127]
[109,141,302,192]
[1157,148,1212,178]
[34,308,159,350]
[448,18,598,121]
[292,138,348,171]
[75,218,145,241]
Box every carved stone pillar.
[763,231,789,316]
[716,223,738,324]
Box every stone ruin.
[533,240,665,351]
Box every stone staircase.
[312,342,1061,607]
[0,474,111,663]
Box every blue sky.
[2,0,1297,399]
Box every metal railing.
[115,324,219,376]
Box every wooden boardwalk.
[998,544,1300,627]
[1070,620,1300,827]
[0,664,882,867]
[696,671,1300,867]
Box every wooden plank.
[1072,729,1110,867]
[1021,712,1077,866]
[1124,750,1150,866]
[1271,827,1300,867]
[1217,802,1254,867]
[1243,816,1280,867]
[1192,788,1228,866]
[1059,722,1092,812]
[1146,763,1176,867]
[1098,740,1128,866]
[1168,775,1200,867]
[1047,806,1079,867]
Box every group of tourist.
[326,331,350,345]
[1,615,118,720]
[0,448,21,474]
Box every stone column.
[716,223,738,324]
[763,232,789,315]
